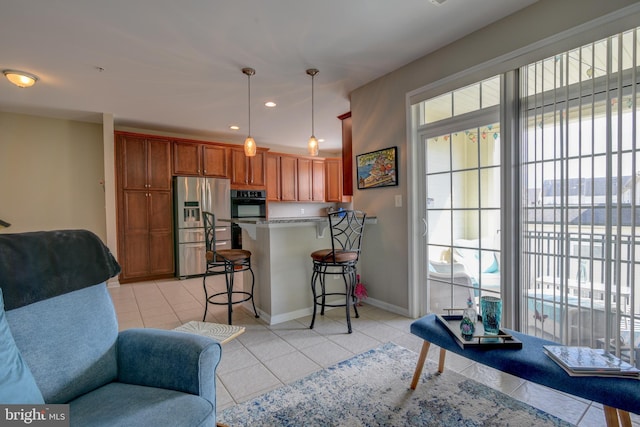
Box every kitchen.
[114,129,359,322]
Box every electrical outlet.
[300,208,305,215]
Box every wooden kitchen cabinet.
[120,135,172,191]
[325,157,343,202]
[173,141,228,178]
[338,112,353,196]
[116,133,174,282]
[297,158,326,202]
[312,159,325,201]
[266,153,327,202]
[121,190,174,279]
[266,154,281,201]
[202,145,228,177]
[278,156,297,201]
[230,148,266,189]
[297,158,325,202]
[297,158,312,201]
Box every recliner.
[0,229,222,426]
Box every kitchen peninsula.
[222,216,376,325]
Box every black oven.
[230,189,266,248]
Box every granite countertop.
[220,217,331,225]
[221,216,376,225]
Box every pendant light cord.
[247,72,251,137]
[311,72,314,137]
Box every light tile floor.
[108,276,639,426]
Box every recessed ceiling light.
[265,101,276,108]
[229,125,240,130]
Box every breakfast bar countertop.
[221,216,376,225]
[218,214,375,325]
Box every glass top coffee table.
[174,321,245,344]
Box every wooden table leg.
[438,348,446,373]
[603,406,632,427]
[603,406,619,427]
[410,340,431,390]
[618,409,632,427]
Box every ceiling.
[0,0,537,153]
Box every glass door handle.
[422,218,427,237]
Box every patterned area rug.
[218,342,573,426]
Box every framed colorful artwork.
[356,146,398,190]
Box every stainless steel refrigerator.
[174,176,231,278]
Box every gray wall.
[350,0,640,314]
[0,112,106,239]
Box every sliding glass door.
[411,26,639,369]
[419,77,502,314]
[520,29,640,365]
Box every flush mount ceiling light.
[306,68,319,156]
[242,67,257,157]
[3,70,38,88]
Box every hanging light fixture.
[3,70,38,88]
[306,68,319,156]
[242,67,257,157]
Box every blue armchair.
[0,230,222,426]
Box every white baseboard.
[106,278,120,288]
[362,297,412,318]
[245,298,348,326]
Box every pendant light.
[242,67,257,157]
[307,68,319,156]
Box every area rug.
[218,342,573,426]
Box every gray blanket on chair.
[0,229,121,310]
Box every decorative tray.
[436,314,522,350]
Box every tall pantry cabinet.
[116,133,174,282]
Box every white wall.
[0,112,106,239]
[350,0,640,315]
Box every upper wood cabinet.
[230,148,266,189]
[173,141,228,178]
[298,158,325,202]
[279,156,298,201]
[297,158,312,202]
[338,112,353,196]
[312,159,325,202]
[268,153,326,202]
[266,154,281,201]
[119,134,172,191]
[202,145,228,177]
[325,158,343,202]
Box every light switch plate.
[395,195,402,207]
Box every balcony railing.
[522,229,639,366]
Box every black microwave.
[230,190,267,219]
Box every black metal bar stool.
[310,210,366,333]
[202,211,259,324]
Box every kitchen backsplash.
[267,202,351,218]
